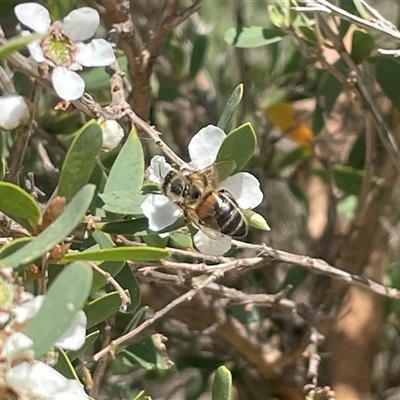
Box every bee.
[162,161,248,239]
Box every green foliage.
[212,366,232,400]
[351,30,375,64]
[0,34,44,58]
[85,291,126,328]
[372,56,400,110]
[218,84,244,131]
[25,261,93,358]
[216,122,257,174]
[0,181,41,230]
[0,184,96,268]
[189,34,208,79]
[119,335,171,370]
[57,120,103,202]
[100,125,146,215]
[224,27,285,48]
[62,246,170,262]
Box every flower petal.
[55,310,87,351]
[3,332,33,361]
[12,294,44,324]
[188,125,226,169]
[51,67,85,101]
[219,172,263,209]
[54,380,89,400]
[27,39,46,63]
[14,3,51,34]
[148,156,173,183]
[7,361,65,396]
[100,120,124,151]
[141,194,183,231]
[75,39,115,67]
[62,7,99,41]
[193,230,232,255]
[0,95,30,131]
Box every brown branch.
[88,262,131,309]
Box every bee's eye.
[170,180,185,196]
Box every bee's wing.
[189,160,237,189]
[185,208,221,240]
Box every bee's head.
[162,170,187,202]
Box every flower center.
[41,30,75,67]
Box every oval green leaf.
[115,264,141,313]
[218,84,244,131]
[212,366,232,400]
[98,218,148,235]
[61,246,170,262]
[0,184,96,268]
[58,120,103,202]
[99,190,146,215]
[104,125,144,193]
[372,56,400,110]
[25,261,93,358]
[189,34,208,79]
[224,27,285,48]
[85,291,124,328]
[216,122,257,174]
[351,30,375,64]
[0,182,41,228]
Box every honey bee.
[162,161,248,239]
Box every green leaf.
[0,182,41,228]
[48,0,75,20]
[115,264,141,313]
[317,70,343,114]
[104,125,144,194]
[120,335,171,370]
[61,246,170,262]
[224,27,285,48]
[55,348,77,380]
[216,122,257,174]
[279,146,313,169]
[99,190,147,215]
[212,366,232,400]
[97,218,148,235]
[58,120,103,202]
[0,237,34,259]
[218,84,244,131]
[351,30,375,64]
[25,261,93,358]
[313,165,379,196]
[372,56,400,110]
[189,34,208,79]
[85,291,124,328]
[168,232,193,250]
[0,184,95,268]
[243,210,270,231]
[0,34,44,58]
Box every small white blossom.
[14,3,115,101]
[141,125,264,255]
[3,332,34,362]
[11,295,87,351]
[100,119,124,151]
[0,95,30,130]
[6,361,89,400]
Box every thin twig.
[89,262,131,309]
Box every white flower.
[14,3,115,101]
[0,95,30,130]
[99,119,124,151]
[3,332,34,362]
[6,361,89,400]
[141,125,263,255]
[11,295,87,351]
